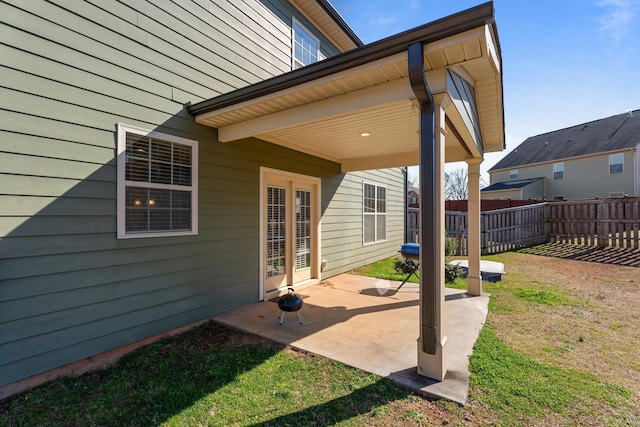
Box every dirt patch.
[519,242,640,267]
[487,251,640,399]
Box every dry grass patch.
[484,252,640,399]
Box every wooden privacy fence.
[547,198,640,249]
[445,203,548,255]
[408,197,640,255]
[408,204,548,255]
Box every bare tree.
[407,172,418,188]
[445,168,468,200]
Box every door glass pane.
[296,190,311,271]
[267,187,286,278]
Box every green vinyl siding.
[259,0,342,61]
[0,0,400,388]
[321,169,405,277]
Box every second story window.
[293,20,319,69]
[609,153,624,174]
[553,162,564,180]
[509,169,518,179]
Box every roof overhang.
[189,2,504,172]
[289,0,363,51]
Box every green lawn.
[1,251,638,426]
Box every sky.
[328,0,640,182]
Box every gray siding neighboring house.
[0,0,405,394]
[484,109,640,200]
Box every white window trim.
[553,162,564,180]
[363,181,387,245]
[509,169,518,179]
[117,123,198,239]
[609,153,624,174]
[292,18,320,70]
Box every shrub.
[396,257,462,284]
[394,257,417,274]
[445,235,457,256]
[445,263,464,283]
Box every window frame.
[292,18,320,70]
[553,162,564,180]
[363,181,387,245]
[117,123,198,239]
[609,153,624,174]
[509,169,518,180]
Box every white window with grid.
[553,162,564,180]
[363,182,387,245]
[609,153,624,174]
[509,169,518,179]
[292,19,319,69]
[117,124,198,239]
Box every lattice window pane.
[123,130,195,235]
[377,186,386,213]
[293,22,318,67]
[296,190,311,271]
[364,183,376,212]
[267,187,286,277]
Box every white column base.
[417,335,448,381]
[467,275,482,296]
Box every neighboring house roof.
[482,177,543,192]
[407,186,419,195]
[490,109,640,171]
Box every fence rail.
[443,203,548,255]
[547,198,640,249]
[407,197,640,255]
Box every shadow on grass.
[1,322,281,426]
[1,321,413,426]
[248,379,410,427]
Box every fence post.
[631,200,640,249]
[596,200,606,247]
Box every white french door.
[261,168,320,299]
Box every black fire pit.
[278,287,303,325]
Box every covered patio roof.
[188,2,504,172]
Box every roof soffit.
[191,2,503,170]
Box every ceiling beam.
[214,78,415,142]
[340,151,419,172]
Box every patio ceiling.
[189,2,504,172]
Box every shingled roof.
[481,177,542,192]
[490,109,640,171]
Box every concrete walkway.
[213,274,489,405]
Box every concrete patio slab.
[213,273,489,405]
